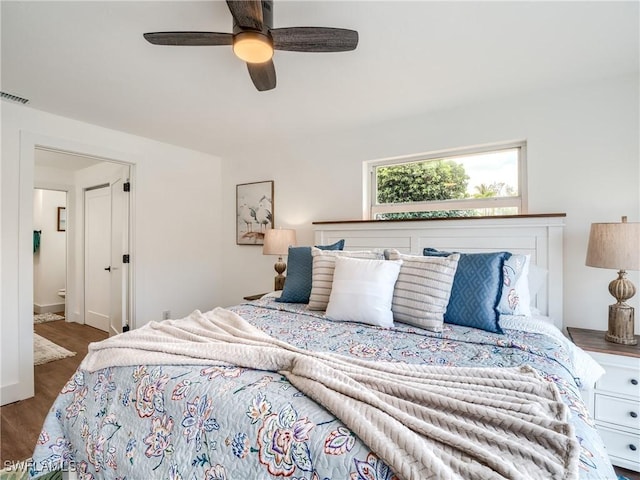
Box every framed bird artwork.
[236,180,274,245]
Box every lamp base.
[274,256,286,291]
[274,274,285,291]
[605,303,637,345]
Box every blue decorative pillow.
[423,248,509,333]
[276,240,345,303]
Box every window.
[366,142,527,220]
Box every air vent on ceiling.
[1,91,30,105]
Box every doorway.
[34,148,132,335]
[33,189,67,319]
[1,134,135,407]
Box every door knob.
[104,266,111,272]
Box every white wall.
[1,102,223,405]
[2,72,638,406]
[33,189,66,313]
[221,73,640,334]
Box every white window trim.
[363,141,528,220]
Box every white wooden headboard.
[314,214,565,328]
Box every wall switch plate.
[162,310,171,320]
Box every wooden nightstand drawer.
[598,426,640,466]
[595,394,640,430]
[595,360,640,399]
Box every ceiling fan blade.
[226,0,263,31]
[271,27,358,52]
[247,60,276,91]
[144,32,233,46]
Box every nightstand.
[243,293,267,301]
[567,327,640,472]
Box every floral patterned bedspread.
[31,299,615,479]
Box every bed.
[29,215,616,480]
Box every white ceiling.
[3,1,638,159]
[34,148,103,171]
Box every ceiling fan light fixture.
[233,31,274,63]
[143,0,359,91]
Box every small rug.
[33,312,65,324]
[34,334,75,365]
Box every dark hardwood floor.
[0,319,108,464]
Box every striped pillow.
[308,248,384,311]
[384,249,460,331]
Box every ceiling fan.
[143,0,359,92]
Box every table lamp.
[263,228,297,291]
[585,216,640,345]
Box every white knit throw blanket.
[81,308,579,480]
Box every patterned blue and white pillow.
[497,254,532,317]
[423,248,509,334]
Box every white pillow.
[528,263,548,296]
[308,248,384,311]
[384,249,459,331]
[325,256,402,328]
[497,254,532,317]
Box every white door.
[109,167,130,336]
[84,186,111,332]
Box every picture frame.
[57,207,66,232]
[236,180,274,245]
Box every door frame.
[3,131,136,404]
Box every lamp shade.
[585,217,640,270]
[263,229,297,256]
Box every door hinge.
[123,254,130,264]
[123,182,130,192]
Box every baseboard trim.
[1,381,33,406]
[33,302,64,314]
